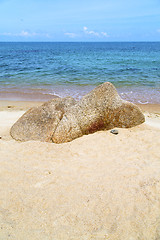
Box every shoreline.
[0,99,160,112]
[0,84,160,105]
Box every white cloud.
[1,32,12,36]
[83,26,99,37]
[83,26,88,31]
[83,26,109,38]
[101,32,110,37]
[64,32,77,38]
[18,30,37,37]
[88,30,99,37]
[0,30,50,38]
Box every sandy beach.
[0,100,160,240]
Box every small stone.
[110,129,119,135]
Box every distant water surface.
[0,42,160,103]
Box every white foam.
[138,100,149,104]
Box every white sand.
[0,111,25,126]
[145,114,160,129]
[0,103,160,240]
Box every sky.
[0,0,160,42]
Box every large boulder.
[10,82,145,143]
[52,82,145,143]
[10,97,76,142]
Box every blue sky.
[0,0,160,41]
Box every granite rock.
[10,82,145,143]
[52,82,145,143]
[10,97,76,142]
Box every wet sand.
[0,101,160,240]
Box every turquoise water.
[0,42,160,103]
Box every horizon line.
[0,41,160,43]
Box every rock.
[10,97,76,142]
[10,82,145,144]
[52,82,145,143]
[110,129,119,135]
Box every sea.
[0,42,160,104]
